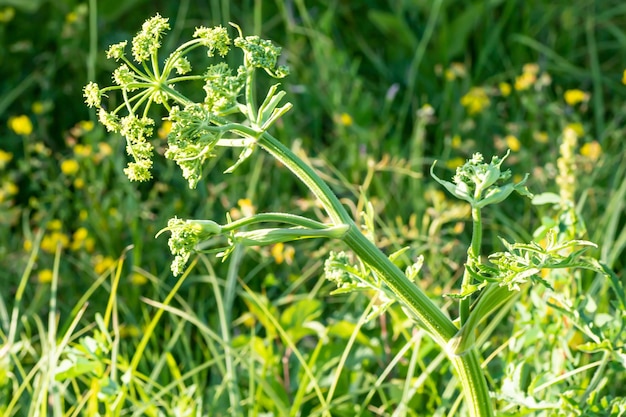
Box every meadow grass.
[1,1,625,416]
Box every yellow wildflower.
[94,255,116,275]
[0,181,18,202]
[505,135,521,152]
[499,82,511,97]
[73,178,85,189]
[130,272,148,285]
[0,7,15,23]
[61,159,80,175]
[2,181,18,195]
[451,134,462,149]
[23,239,32,252]
[523,63,540,75]
[47,219,63,230]
[444,63,467,81]
[98,142,113,157]
[580,141,602,162]
[84,237,95,253]
[66,11,78,23]
[0,149,13,169]
[460,87,490,115]
[338,113,353,127]
[622,69,626,85]
[71,227,89,251]
[533,131,549,144]
[238,198,256,217]
[564,89,589,106]
[445,157,466,170]
[79,209,88,221]
[565,123,584,138]
[271,242,295,265]
[158,120,172,139]
[32,142,51,156]
[79,120,94,132]
[38,269,54,284]
[8,115,33,135]
[41,232,70,253]
[568,330,585,350]
[32,101,45,114]
[514,72,536,91]
[73,144,92,157]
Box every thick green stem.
[460,207,483,325]
[256,131,494,416]
[470,207,482,262]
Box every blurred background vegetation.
[1,0,625,415]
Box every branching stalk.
[256,131,494,416]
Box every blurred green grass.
[1,0,625,415]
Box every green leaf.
[281,299,322,327]
[388,246,410,265]
[327,320,373,348]
[577,340,612,353]
[54,357,103,381]
[531,192,562,205]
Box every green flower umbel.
[431,151,532,208]
[157,218,222,276]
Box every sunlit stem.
[253,130,494,417]
[460,206,482,325]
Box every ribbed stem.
[461,207,483,325]
[256,131,494,416]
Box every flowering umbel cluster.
[84,14,290,185]
[431,151,532,209]
[157,218,222,276]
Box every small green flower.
[83,82,101,108]
[118,115,155,181]
[324,251,354,289]
[203,63,246,113]
[193,25,231,57]
[120,115,154,152]
[173,56,191,75]
[106,41,127,61]
[112,64,136,88]
[98,108,121,132]
[431,151,532,208]
[165,104,222,188]
[123,159,153,182]
[158,218,222,276]
[232,25,289,79]
[476,229,599,291]
[131,14,170,63]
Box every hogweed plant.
[84,15,612,416]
